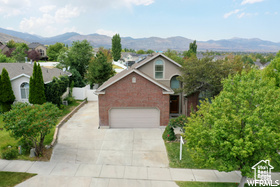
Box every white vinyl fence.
[72,85,98,101]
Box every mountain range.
[0,27,280,52]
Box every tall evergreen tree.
[112,34,122,61]
[0,68,15,112]
[87,51,115,86]
[29,63,37,104]
[29,62,46,104]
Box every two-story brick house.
[96,53,187,128]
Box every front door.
[170,95,179,114]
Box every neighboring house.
[121,53,148,66]
[0,63,71,103]
[28,42,47,60]
[0,43,9,55]
[96,53,185,128]
[254,59,270,70]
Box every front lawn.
[0,100,82,160]
[0,171,36,187]
[0,115,18,151]
[165,142,280,172]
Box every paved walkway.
[0,102,279,187]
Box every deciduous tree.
[47,42,65,61]
[3,102,60,156]
[59,40,93,78]
[27,50,41,62]
[184,69,280,187]
[87,51,115,86]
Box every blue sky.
[0,0,279,42]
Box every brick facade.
[98,72,170,127]
[186,92,199,116]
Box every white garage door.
[110,108,160,128]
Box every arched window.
[170,76,180,90]
[155,59,164,79]
[20,82,29,99]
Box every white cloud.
[238,12,246,18]
[224,9,240,18]
[0,0,31,17]
[39,5,56,13]
[241,0,264,5]
[96,29,118,37]
[19,4,83,36]
[55,5,82,20]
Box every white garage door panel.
[110,108,160,128]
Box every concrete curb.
[50,100,87,147]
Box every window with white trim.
[20,82,29,99]
[155,60,164,79]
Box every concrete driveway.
[51,101,169,167]
[3,101,274,186]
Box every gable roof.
[131,53,182,69]
[0,63,71,83]
[96,68,173,94]
[28,42,46,49]
[96,53,180,94]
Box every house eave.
[95,91,106,95]
[163,91,174,94]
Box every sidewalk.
[1,159,280,187]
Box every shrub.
[1,146,18,160]
[169,115,188,132]
[162,126,176,141]
[18,138,33,155]
[64,96,75,105]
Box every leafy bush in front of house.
[64,96,75,105]
[162,126,176,141]
[1,146,18,160]
[45,76,69,107]
[3,102,60,157]
[169,115,188,132]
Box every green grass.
[0,171,36,187]
[0,100,82,159]
[165,142,280,172]
[0,115,18,149]
[165,142,219,169]
[113,64,124,69]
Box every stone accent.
[98,72,170,127]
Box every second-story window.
[155,60,164,79]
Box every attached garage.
[109,108,160,128]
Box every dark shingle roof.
[28,42,45,49]
[0,63,71,83]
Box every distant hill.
[0,27,280,52]
[0,32,28,44]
